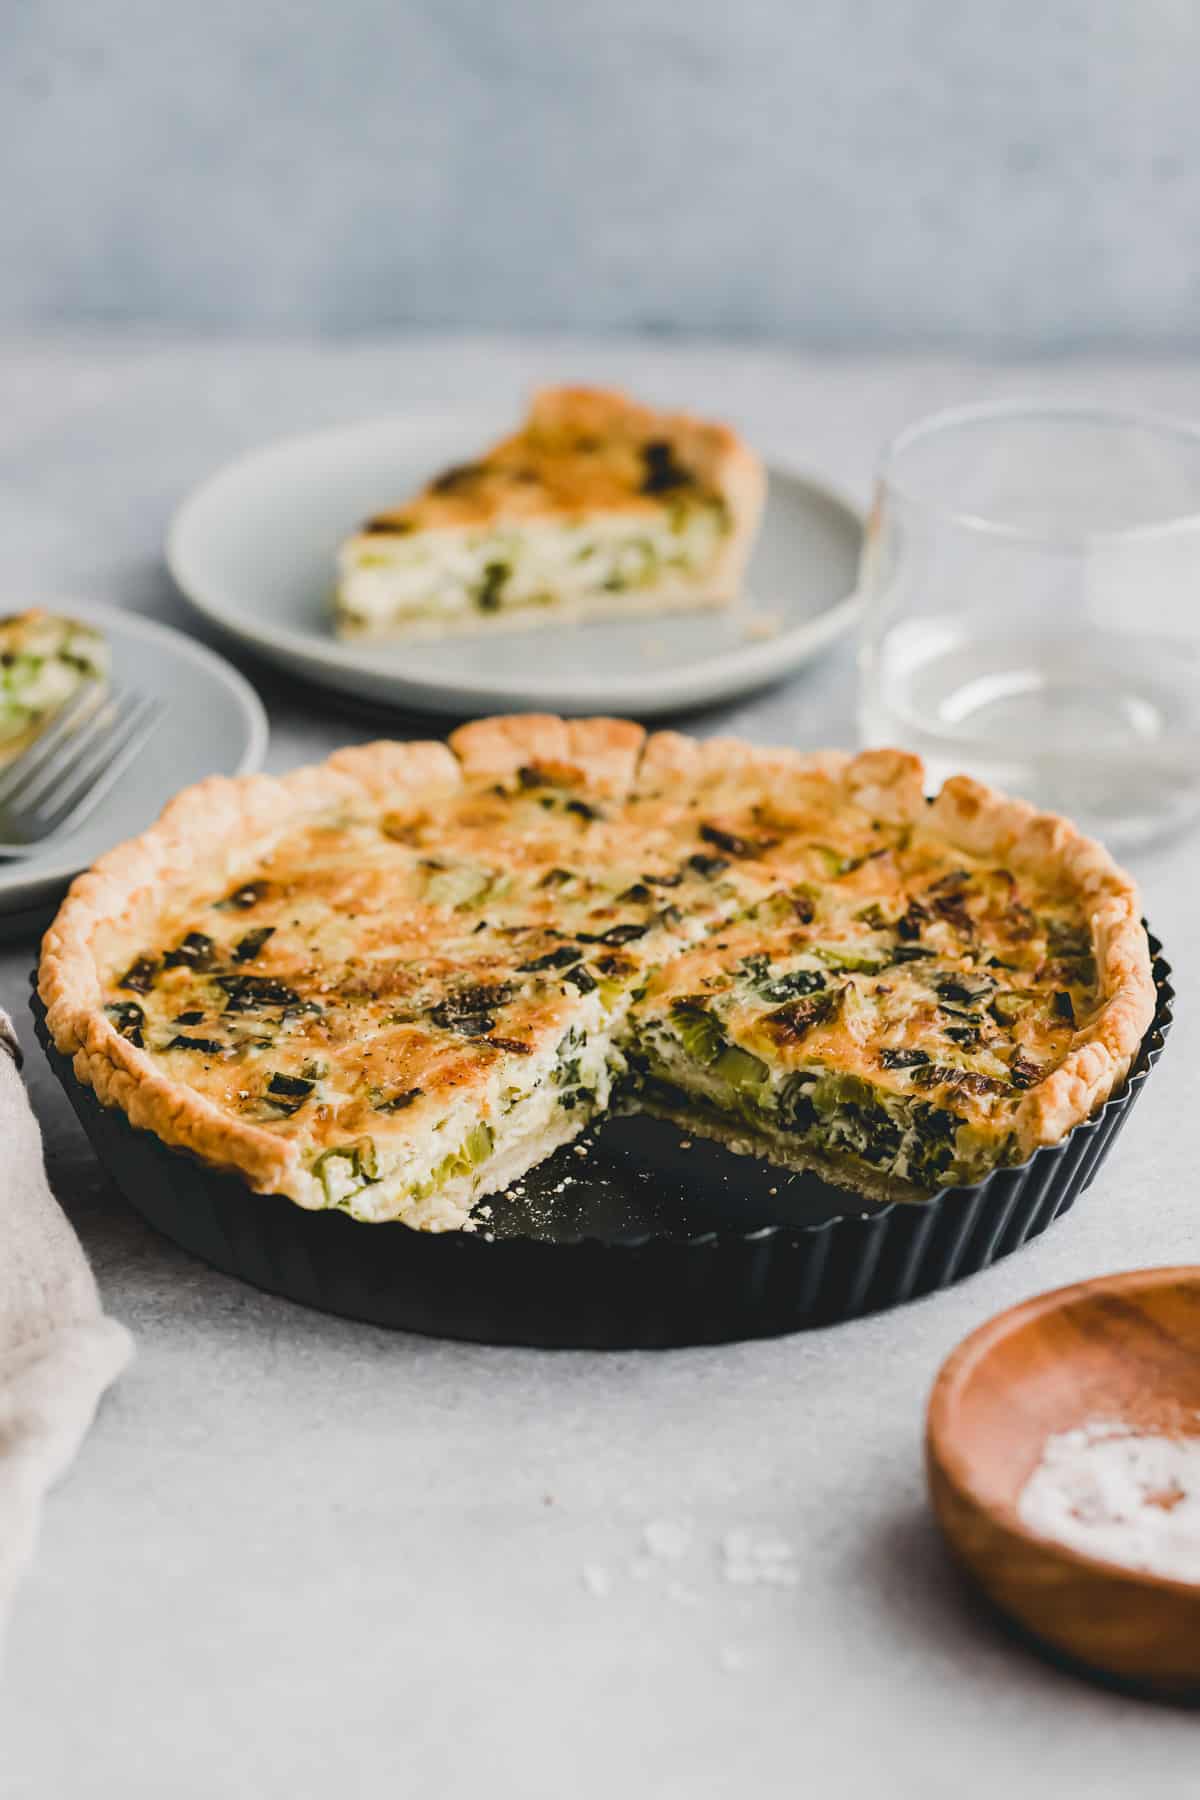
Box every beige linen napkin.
[0,1008,131,1629]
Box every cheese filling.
[300,1020,616,1228]
[0,612,109,757]
[630,1026,1003,1193]
[300,1036,615,1231]
[336,502,729,634]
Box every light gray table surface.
[2,335,1197,1799]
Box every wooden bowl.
[927,1267,1200,1699]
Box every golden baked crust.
[39,719,1155,1228]
[362,387,762,533]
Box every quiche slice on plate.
[335,387,766,640]
[39,715,1153,1231]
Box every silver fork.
[0,684,164,856]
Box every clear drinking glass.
[857,402,1200,848]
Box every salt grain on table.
[642,1518,692,1561]
[667,1581,700,1607]
[580,1564,612,1599]
[721,1527,799,1586]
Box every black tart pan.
[31,937,1174,1349]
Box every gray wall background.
[5,0,1200,348]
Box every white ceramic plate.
[167,414,862,717]
[0,599,267,935]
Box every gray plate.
[167,414,862,717]
[0,600,267,935]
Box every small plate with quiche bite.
[167,386,862,718]
[35,714,1172,1346]
[0,602,267,937]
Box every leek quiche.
[0,609,109,765]
[40,716,1154,1231]
[335,387,765,639]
